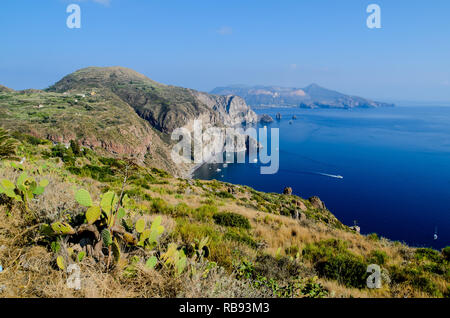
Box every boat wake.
[316,172,344,179]
[280,169,343,179]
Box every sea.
[193,106,450,250]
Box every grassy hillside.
[0,131,448,298]
[47,66,218,133]
[0,79,185,176]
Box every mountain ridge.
[211,84,395,109]
[48,66,257,133]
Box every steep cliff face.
[193,92,258,127]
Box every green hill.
[47,67,211,133]
[47,66,257,133]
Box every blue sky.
[1,0,450,102]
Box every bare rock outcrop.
[309,196,326,210]
[259,114,274,123]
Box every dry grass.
[0,156,447,298]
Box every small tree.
[70,139,81,156]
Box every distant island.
[211,84,395,109]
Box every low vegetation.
[0,133,448,298]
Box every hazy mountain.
[211,84,395,109]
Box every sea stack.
[259,114,274,123]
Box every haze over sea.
[194,106,450,250]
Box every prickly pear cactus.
[101,228,113,246]
[51,222,76,235]
[112,239,121,262]
[85,206,101,224]
[123,232,138,245]
[135,218,146,234]
[0,178,19,200]
[75,189,92,207]
[56,256,65,270]
[145,256,158,269]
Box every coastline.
[185,161,204,179]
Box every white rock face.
[193,92,258,126]
[177,93,258,174]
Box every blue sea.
[193,106,450,250]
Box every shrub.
[224,229,258,249]
[151,167,170,178]
[131,177,150,189]
[302,239,348,263]
[367,250,388,265]
[301,277,329,298]
[213,212,251,229]
[174,219,232,267]
[442,246,450,262]
[415,248,441,263]
[98,157,125,169]
[68,164,115,182]
[280,207,291,217]
[69,140,81,156]
[173,202,193,217]
[285,245,300,257]
[389,265,442,296]
[367,233,379,241]
[178,261,270,298]
[254,254,304,281]
[422,262,446,275]
[216,191,234,199]
[11,131,48,146]
[302,239,368,288]
[194,205,217,222]
[235,256,326,298]
[201,198,217,205]
[150,197,174,215]
[316,254,368,289]
[50,144,75,164]
[444,286,450,298]
[410,275,441,296]
[0,128,17,158]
